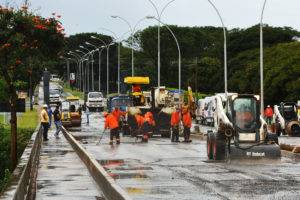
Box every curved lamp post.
[147,0,176,103]
[103,42,115,97]
[111,15,135,76]
[146,16,181,109]
[260,0,267,117]
[67,52,81,90]
[90,36,107,92]
[80,45,95,91]
[208,0,227,97]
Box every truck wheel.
[266,133,279,144]
[207,132,214,159]
[213,133,226,160]
[275,123,282,136]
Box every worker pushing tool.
[103,112,120,145]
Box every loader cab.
[279,102,298,121]
[227,94,260,133]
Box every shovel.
[96,129,106,145]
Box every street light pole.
[260,0,267,117]
[111,15,134,76]
[104,43,115,98]
[80,46,94,91]
[147,0,176,104]
[76,49,88,92]
[208,0,227,98]
[147,16,181,109]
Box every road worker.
[264,105,273,126]
[103,112,120,145]
[144,112,154,138]
[135,114,145,132]
[171,107,181,142]
[40,104,49,141]
[182,109,192,142]
[141,112,153,143]
[112,106,127,127]
[236,104,254,128]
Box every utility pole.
[195,57,198,103]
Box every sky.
[2,0,300,39]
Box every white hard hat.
[267,105,270,108]
[43,104,48,108]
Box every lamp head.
[85,42,90,45]
[79,45,84,48]
[146,16,155,19]
[111,16,118,18]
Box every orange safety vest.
[171,111,180,126]
[112,109,127,123]
[182,112,192,128]
[105,114,119,130]
[264,107,273,117]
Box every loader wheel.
[207,132,214,159]
[266,133,279,144]
[213,133,226,160]
[275,123,282,136]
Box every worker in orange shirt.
[171,107,181,142]
[141,112,153,143]
[112,106,127,126]
[103,112,120,145]
[135,114,145,132]
[264,105,273,126]
[182,109,192,142]
[236,104,254,128]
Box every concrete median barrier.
[62,127,132,200]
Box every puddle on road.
[110,173,149,179]
[97,159,153,180]
[73,135,102,144]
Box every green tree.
[0,6,65,170]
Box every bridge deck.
[36,126,104,200]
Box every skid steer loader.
[271,102,300,137]
[207,94,281,160]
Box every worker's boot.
[175,135,179,142]
[171,134,175,142]
[116,139,120,144]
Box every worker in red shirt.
[264,105,273,126]
[112,106,127,126]
[182,109,192,142]
[103,112,120,145]
[133,84,141,93]
[171,107,181,142]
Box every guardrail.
[0,123,42,200]
[62,126,132,200]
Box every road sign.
[70,73,75,81]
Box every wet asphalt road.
[69,112,300,200]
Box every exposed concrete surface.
[35,128,104,200]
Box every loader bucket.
[229,144,281,160]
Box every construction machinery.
[207,93,281,160]
[61,97,81,127]
[122,77,175,138]
[271,102,300,137]
[181,86,196,118]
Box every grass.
[58,82,84,99]
[0,108,39,129]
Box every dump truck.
[206,93,281,160]
[271,102,300,137]
[61,97,81,127]
[122,77,175,138]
